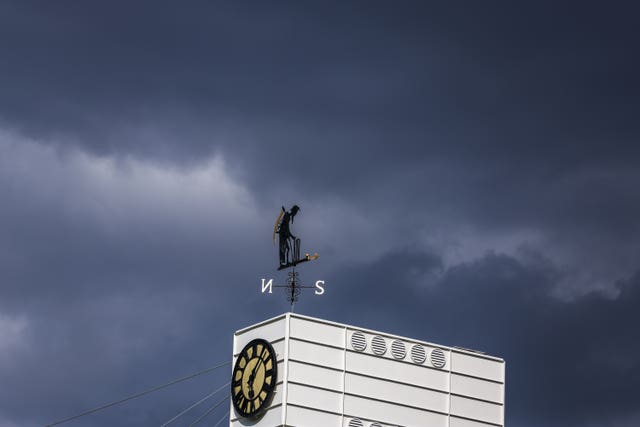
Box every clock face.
[231,338,278,418]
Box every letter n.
[261,278,273,294]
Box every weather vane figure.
[274,205,300,267]
[273,204,319,270]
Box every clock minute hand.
[247,346,268,398]
[247,368,259,398]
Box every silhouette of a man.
[277,205,300,266]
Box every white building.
[230,313,505,427]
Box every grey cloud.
[0,2,638,426]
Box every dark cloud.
[0,2,638,426]
[315,248,640,427]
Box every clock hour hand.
[247,370,256,398]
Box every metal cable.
[213,410,230,427]
[187,395,229,427]
[159,382,230,427]
[45,361,230,426]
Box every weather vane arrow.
[261,204,324,312]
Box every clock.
[231,338,278,418]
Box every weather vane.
[273,205,319,269]
[261,204,324,312]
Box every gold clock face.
[231,338,277,418]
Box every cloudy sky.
[1,1,639,426]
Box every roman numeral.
[236,395,246,410]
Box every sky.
[0,1,639,426]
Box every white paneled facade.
[230,313,505,427]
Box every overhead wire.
[45,360,230,427]
[159,381,230,427]
[187,395,229,427]
[213,410,230,427]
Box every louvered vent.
[371,336,387,355]
[391,340,406,360]
[370,423,383,427]
[410,344,426,364]
[430,348,446,368]
[348,418,364,427]
[351,331,367,352]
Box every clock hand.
[247,373,255,398]
[247,346,268,399]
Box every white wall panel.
[450,416,498,427]
[451,373,504,404]
[451,352,504,383]
[271,341,286,363]
[346,351,450,392]
[230,405,282,427]
[287,382,343,414]
[289,339,344,370]
[345,372,448,414]
[450,395,503,425]
[290,317,345,348]
[344,394,448,427]
[288,361,343,392]
[234,318,286,352]
[286,405,342,427]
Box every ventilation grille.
[410,344,426,364]
[351,332,367,352]
[391,340,406,360]
[430,348,446,368]
[371,336,387,355]
[348,418,364,427]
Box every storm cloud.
[0,1,639,426]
